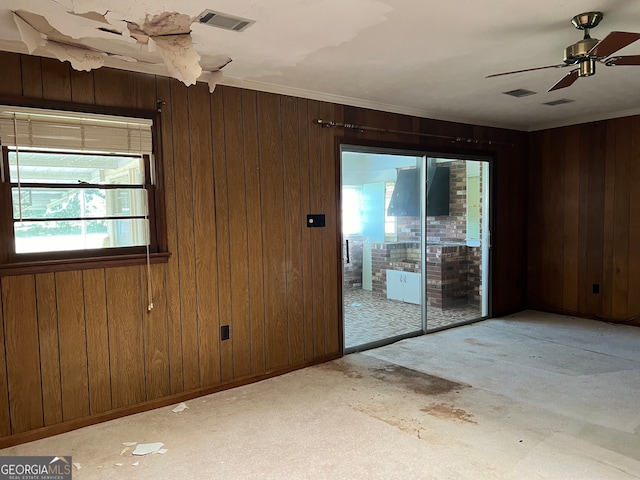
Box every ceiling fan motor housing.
[564,37,599,64]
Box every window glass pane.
[8,151,144,184]
[342,186,362,235]
[12,188,148,219]
[14,219,149,253]
[384,182,397,236]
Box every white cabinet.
[386,270,421,304]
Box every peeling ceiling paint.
[149,34,201,86]
[7,0,229,87]
[13,13,45,54]
[46,41,104,70]
[141,12,192,37]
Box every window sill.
[0,252,171,277]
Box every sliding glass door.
[341,145,492,352]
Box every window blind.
[0,106,152,154]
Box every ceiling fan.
[487,12,640,91]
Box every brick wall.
[371,242,421,297]
[426,160,467,244]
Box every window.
[384,181,397,241]
[342,185,362,235]
[0,105,165,271]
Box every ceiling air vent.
[196,10,255,32]
[543,99,575,106]
[503,89,536,98]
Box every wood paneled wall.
[528,117,640,324]
[0,51,528,446]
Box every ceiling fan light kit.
[488,11,640,92]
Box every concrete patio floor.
[2,310,639,479]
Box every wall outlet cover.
[307,214,326,227]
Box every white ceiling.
[1,0,640,131]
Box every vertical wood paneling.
[611,118,631,320]
[241,89,266,374]
[308,101,326,357]
[0,288,9,437]
[628,117,640,316]
[171,79,200,390]
[20,56,43,98]
[156,76,184,395]
[320,101,340,355]
[2,275,43,434]
[106,267,145,409]
[527,132,544,308]
[529,117,640,322]
[190,83,220,386]
[225,87,252,377]
[131,72,157,110]
[35,273,62,425]
[601,121,617,319]
[141,264,170,400]
[94,69,131,108]
[211,88,233,381]
[298,99,315,360]
[0,51,22,95]
[70,69,95,104]
[543,130,564,308]
[576,125,591,314]
[258,92,289,369]
[282,96,305,365]
[56,271,89,421]
[585,123,606,317]
[82,268,112,414]
[562,127,580,312]
[40,58,71,102]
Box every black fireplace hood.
[426,159,449,216]
[387,168,420,217]
[386,161,450,217]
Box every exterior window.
[0,105,164,269]
[384,181,397,241]
[342,185,362,235]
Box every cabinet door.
[386,270,404,301]
[403,272,422,305]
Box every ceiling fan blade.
[589,31,640,58]
[548,69,579,92]
[606,54,640,66]
[486,64,567,78]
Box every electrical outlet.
[592,284,600,294]
[221,325,230,340]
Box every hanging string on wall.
[314,119,514,147]
[140,123,154,312]
[12,114,23,221]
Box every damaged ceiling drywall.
[11,3,230,90]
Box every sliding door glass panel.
[342,148,424,352]
[425,157,489,330]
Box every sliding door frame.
[337,138,494,352]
